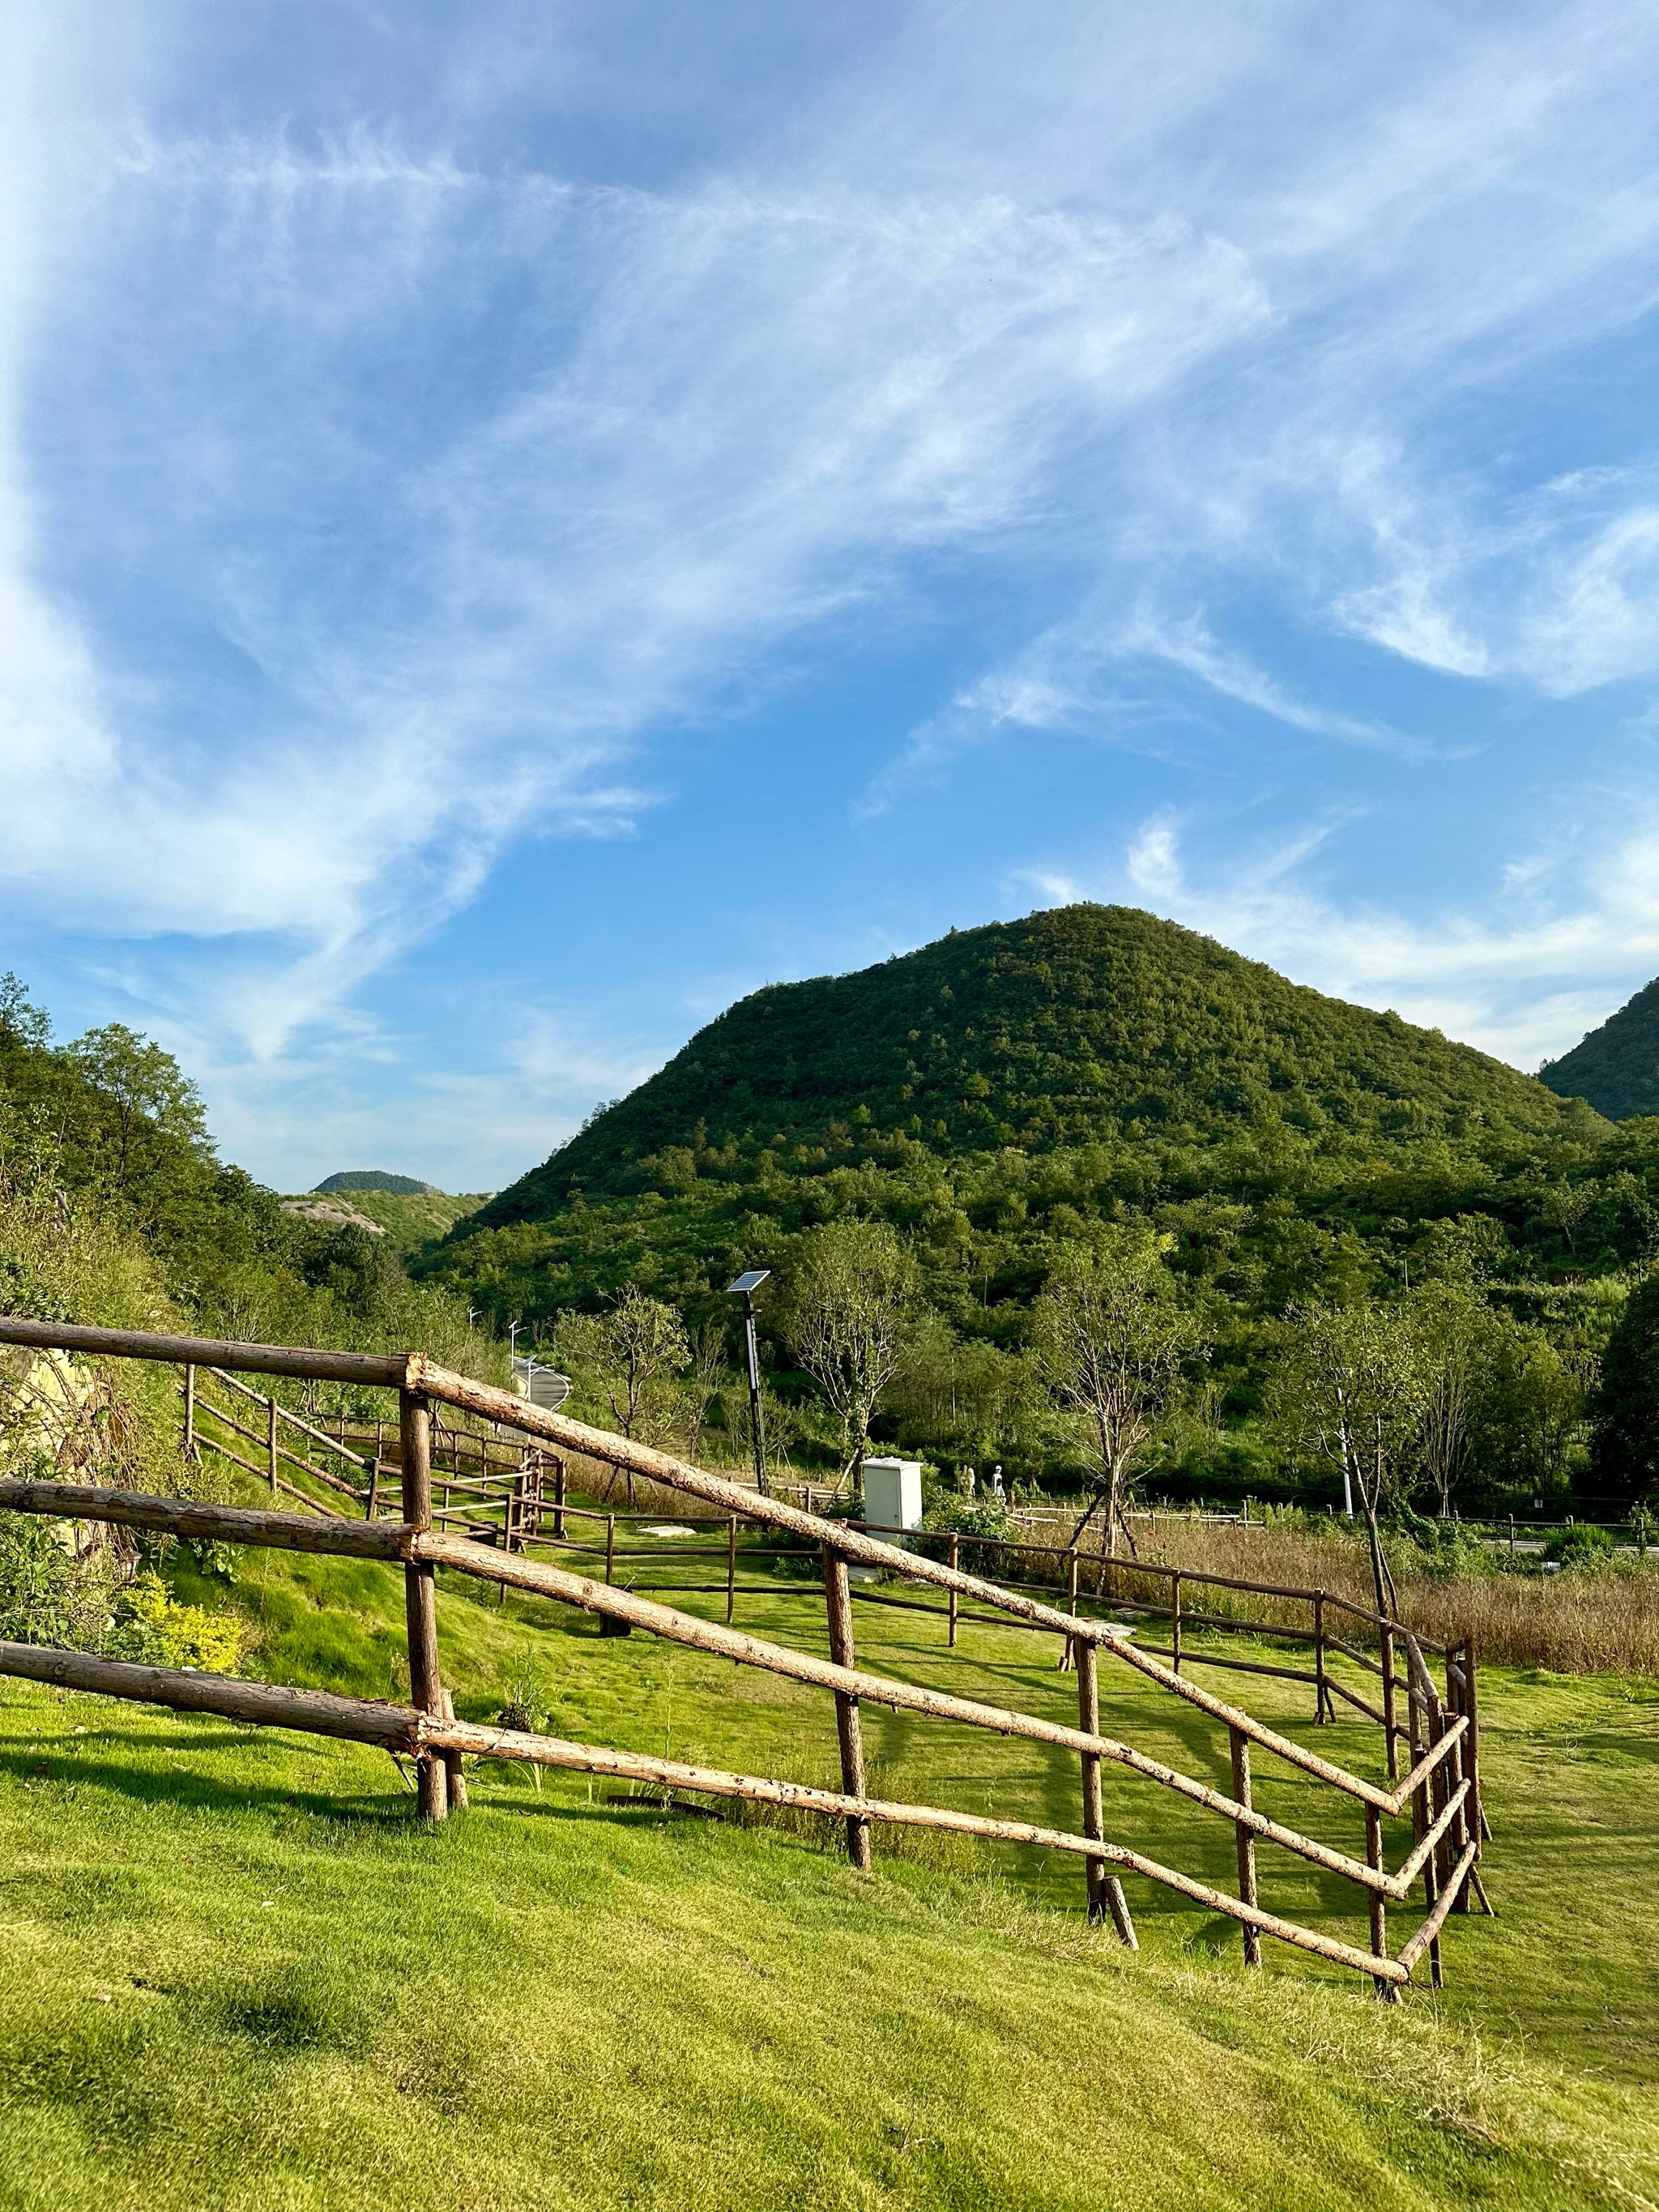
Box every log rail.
[0,1317,1491,1992]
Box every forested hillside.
[484,905,1580,1224]
[422,907,1659,1507]
[1542,974,1659,1121]
[282,1185,491,1258]
[0,973,491,1393]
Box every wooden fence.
[185,1367,1442,1786]
[0,1317,1493,1994]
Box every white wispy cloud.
[1017,803,1659,1073]
[6,2,1659,1176]
[860,600,1409,817]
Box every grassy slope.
[282,1189,493,1258]
[1,1531,1655,2210]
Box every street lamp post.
[726,1270,770,1497]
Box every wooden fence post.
[182,1364,196,1459]
[1449,1724,1473,1917]
[821,1548,872,1871]
[553,1454,567,1539]
[439,1688,467,1813]
[947,1534,959,1648]
[605,1514,616,1585]
[365,1459,380,1521]
[266,1394,278,1495]
[727,1514,737,1625]
[1171,1570,1183,1676]
[1060,1548,1080,1672]
[1365,1804,1396,1999]
[1453,1646,1494,1914]
[1418,1702,1448,1988]
[1380,1621,1398,1781]
[1461,1636,1491,1851]
[400,1390,447,1822]
[1313,1591,1328,1723]
[1228,1724,1261,1967]
[1406,1663,1422,1773]
[1445,1654,1473,1918]
[1077,1637,1136,1946]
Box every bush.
[1545,1523,1618,1573]
[916,1492,1016,1577]
[106,1570,249,1672]
[1384,1504,1498,1582]
[0,1514,114,1647]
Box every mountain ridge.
[1542,976,1659,1121]
[479,903,1585,1231]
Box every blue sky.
[7,3,1659,1193]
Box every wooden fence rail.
[0,1317,1493,1992]
[0,1637,1409,1984]
[180,1362,1447,1791]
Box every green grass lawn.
[1,1526,1656,2209]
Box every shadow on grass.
[1574,1727,1659,1766]
[0,1736,412,1830]
[0,1732,686,1844]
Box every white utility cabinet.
[858,1456,923,1573]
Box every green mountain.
[285,1186,493,1258]
[1541,977,1659,1121]
[429,905,1623,1334]
[313,1169,439,1195]
[482,905,1580,1226]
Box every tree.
[1032,1230,1201,1556]
[1538,1182,1591,1255]
[886,1313,1042,1471]
[62,1024,208,1196]
[1415,1213,1512,1284]
[1589,1276,1659,1500]
[680,1320,731,1463]
[723,1376,798,1472]
[555,1287,689,1450]
[1412,1282,1493,1516]
[783,1220,917,1488]
[1464,1317,1588,1506]
[0,974,49,1052]
[1273,1300,1425,1615]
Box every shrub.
[916,1492,1016,1577]
[1545,1523,1618,1572]
[1384,1504,1498,1582]
[0,1513,115,1647]
[106,1570,249,1672]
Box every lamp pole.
[726,1270,771,1497]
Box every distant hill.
[288,1187,493,1258]
[313,1170,438,1196]
[1541,979,1659,1121]
[477,903,1583,1230]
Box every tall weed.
[1015,1504,1659,1675]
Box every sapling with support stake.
[1033,1229,1202,1559]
